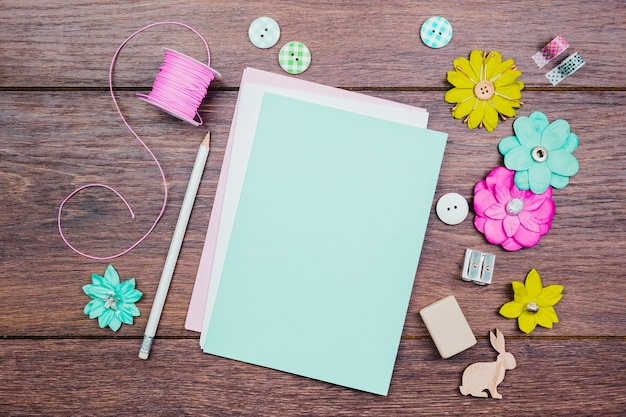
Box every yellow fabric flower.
[445,50,524,132]
[499,269,563,334]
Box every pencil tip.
[202,131,211,148]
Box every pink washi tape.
[532,35,569,68]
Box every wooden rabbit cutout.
[459,329,516,399]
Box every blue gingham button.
[248,17,280,49]
[420,16,453,49]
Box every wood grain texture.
[1,0,625,88]
[0,0,625,415]
[0,339,625,416]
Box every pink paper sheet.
[185,68,427,331]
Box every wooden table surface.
[1,1,625,415]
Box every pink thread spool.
[137,48,220,126]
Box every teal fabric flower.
[83,264,142,331]
[498,112,579,194]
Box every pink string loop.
[58,22,215,260]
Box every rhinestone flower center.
[506,198,525,215]
[103,292,120,311]
[526,301,539,313]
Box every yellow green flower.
[445,50,524,132]
[499,269,563,334]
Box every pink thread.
[58,22,215,260]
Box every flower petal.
[453,56,478,82]
[550,174,569,189]
[502,238,523,251]
[485,51,503,79]
[474,178,488,193]
[451,96,477,119]
[494,68,522,87]
[122,289,143,304]
[88,300,106,319]
[494,183,512,205]
[533,198,556,223]
[108,316,122,332]
[498,135,521,155]
[495,83,523,101]
[474,188,498,215]
[490,58,515,81]
[483,102,499,132]
[514,226,541,247]
[513,116,541,147]
[559,133,579,153]
[447,71,475,88]
[513,170,530,191]
[528,112,550,131]
[512,281,528,303]
[83,284,111,299]
[469,50,485,80]
[486,166,515,189]
[91,273,106,286]
[484,218,507,244]
[518,211,540,232]
[474,215,487,233]
[525,269,543,298]
[491,95,517,118]
[536,284,564,307]
[499,301,524,318]
[542,306,559,323]
[541,119,570,150]
[534,308,555,328]
[518,311,538,334]
[98,309,114,328]
[104,264,120,286]
[444,87,474,104]
[504,146,533,171]
[528,163,552,194]
[503,215,520,237]
[484,204,507,220]
[467,100,485,129]
[547,150,580,177]
[118,278,136,294]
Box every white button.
[436,193,469,225]
[248,17,280,49]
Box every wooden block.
[419,295,477,358]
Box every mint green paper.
[202,93,447,395]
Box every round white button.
[248,17,281,49]
[436,193,469,225]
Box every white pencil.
[139,131,211,360]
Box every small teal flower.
[498,112,579,194]
[83,264,142,331]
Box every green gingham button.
[278,42,311,74]
[248,17,280,49]
[420,16,453,49]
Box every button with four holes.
[436,193,469,225]
[249,17,281,49]
[420,16,453,49]
[278,41,312,74]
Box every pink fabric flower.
[474,167,555,251]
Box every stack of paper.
[185,68,447,395]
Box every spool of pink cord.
[138,48,220,126]
[58,22,218,260]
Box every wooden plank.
[1,90,624,338]
[1,0,624,88]
[0,338,624,415]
